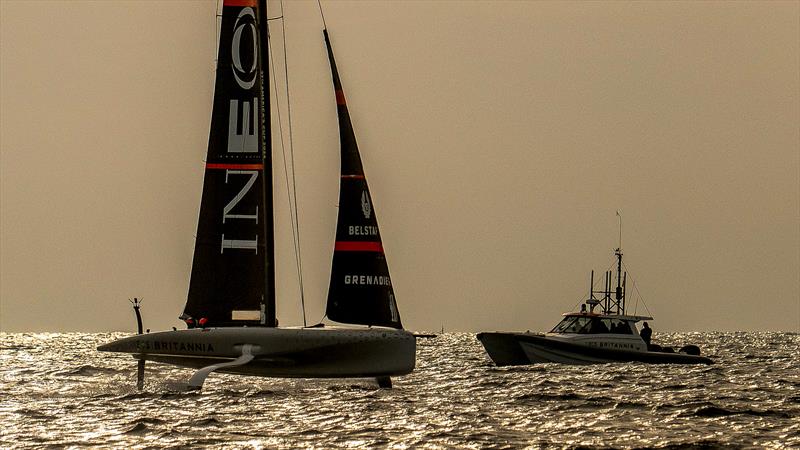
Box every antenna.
[615,211,625,314]
[129,297,143,335]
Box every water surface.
[1,332,798,448]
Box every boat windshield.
[551,316,634,334]
[551,316,591,333]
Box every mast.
[615,247,624,314]
[615,211,624,315]
[257,0,276,326]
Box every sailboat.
[98,0,415,389]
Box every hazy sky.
[1,0,798,333]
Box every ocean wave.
[53,364,125,377]
[639,440,743,450]
[515,391,582,402]
[684,405,792,418]
[183,416,225,427]
[612,400,649,410]
[127,417,167,426]
[13,408,57,420]
[124,422,150,435]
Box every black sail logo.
[221,4,260,252]
[361,191,371,219]
[231,8,257,90]
[228,7,258,155]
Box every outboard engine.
[679,345,701,356]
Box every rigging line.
[316,0,328,29]
[279,0,308,327]
[267,12,307,327]
[214,0,222,65]
[630,279,652,318]
[312,0,331,325]
[214,0,219,42]
[621,260,653,318]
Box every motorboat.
[478,247,712,365]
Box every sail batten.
[323,30,403,329]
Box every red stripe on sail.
[335,241,383,252]
[223,0,257,6]
[335,90,346,105]
[206,163,264,170]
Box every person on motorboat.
[640,322,652,346]
[589,318,609,333]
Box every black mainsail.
[183,0,273,327]
[323,31,402,329]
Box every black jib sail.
[183,0,274,327]
[323,30,403,329]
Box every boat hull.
[99,327,416,378]
[477,332,712,365]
